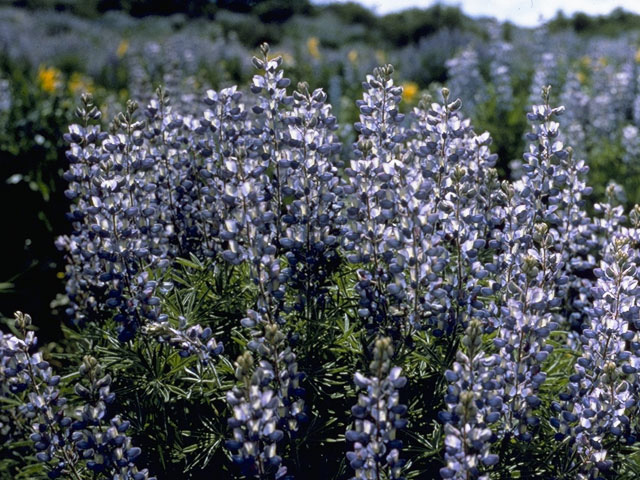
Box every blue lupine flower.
[346,337,407,480]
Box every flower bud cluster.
[588,61,634,140]
[343,64,410,337]
[70,356,153,479]
[242,310,306,434]
[278,80,344,315]
[141,86,214,259]
[488,42,513,112]
[225,351,289,479]
[346,337,407,480]
[408,91,502,334]
[440,319,501,479]
[60,94,167,341]
[527,52,558,109]
[558,71,589,162]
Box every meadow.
[3,2,640,479]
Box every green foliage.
[45,254,454,477]
[318,2,377,29]
[379,5,470,47]
[548,7,640,36]
[0,61,76,334]
[472,84,530,177]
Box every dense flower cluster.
[552,233,640,478]
[0,312,153,480]
[493,88,570,440]
[343,63,407,336]
[8,38,640,479]
[59,90,224,365]
[0,77,9,113]
[445,49,486,117]
[440,320,501,479]
[346,337,407,479]
[225,351,289,479]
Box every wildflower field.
[5,2,640,479]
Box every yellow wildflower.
[598,57,608,67]
[307,37,320,59]
[635,48,640,63]
[68,72,94,95]
[117,39,129,59]
[348,49,358,64]
[37,66,62,93]
[401,81,419,104]
[576,72,586,85]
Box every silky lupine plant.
[440,319,501,480]
[346,337,407,480]
[341,65,412,479]
[552,232,640,478]
[491,87,577,442]
[60,95,169,340]
[407,88,502,335]
[343,63,408,337]
[42,42,640,479]
[226,351,288,479]
[60,91,223,362]
[0,313,154,480]
[220,44,314,475]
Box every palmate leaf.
[617,444,640,479]
[180,415,228,474]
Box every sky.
[314,0,640,27]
